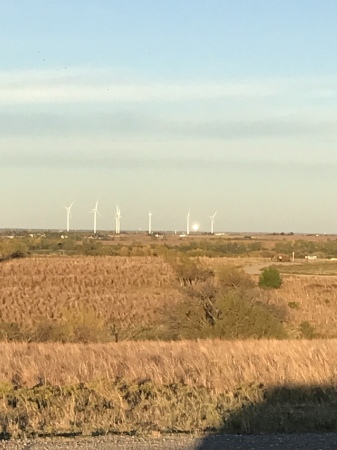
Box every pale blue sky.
[1,0,337,232]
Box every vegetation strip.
[2,381,337,438]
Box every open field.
[1,255,337,339]
[1,252,337,436]
[0,256,184,340]
[275,260,337,275]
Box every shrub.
[163,259,287,340]
[215,293,287,339]
[288,301,300,309]
[168,291,287,340]
[32,321,73,342]
[299,321,317,339]
[217,265,255,292]
[166,253,214,286]
[259,266,282,289]
[0,322,24,341]
[32,309,112,343]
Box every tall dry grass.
[0,256,182,331]
[1,255,337,339]
[266,276,337,337]
[2,256,337,436]
[1,339,337,392]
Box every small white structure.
[305,255,317,261]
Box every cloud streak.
[1,69,337,177]
[1,69,336,104]
[1,111,337,140]
[1,147,336,177]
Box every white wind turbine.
[62,202,74,232]
[186,210,190,235]
[115,205,121,234]
[148,212,152,235]
[90,201,100,234]
[210,212,217,234]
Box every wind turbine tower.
[186,210,190,235]
[148,212,152,235]
[210,212,217,234]
[90,201,100,234]
[62,202,74,232]
[115,206,121,234]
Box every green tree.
[259,266,282,289]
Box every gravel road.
[1,433,337,450]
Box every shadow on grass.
[196,384,337,450]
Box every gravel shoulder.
[1,433,337,450]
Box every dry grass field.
[266,276,337,337]
[0,256,182,335]
[1,339,337,437]
[1,254,337,436]
[1,339,336,390]
[1,255,337,339]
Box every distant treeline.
[0,235,259,258]
[273,239,337,259]
[2,234,337,259]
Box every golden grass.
[2,255,337,436]
[2,339,337,437]
[0,256,182,330]
[1,255,337,339]
[265,276,337,337]
[1,339,337,392]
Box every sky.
[1,0,337,233]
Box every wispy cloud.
[1,110,337,140]
[1,145,336,176]
[1,68,334,105]
[1,69,337,174]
